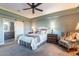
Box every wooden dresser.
[47,34,58,44]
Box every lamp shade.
[75,23,79,30]
[32,26,36,33]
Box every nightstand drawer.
[47,34,58,44]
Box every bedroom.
[0,3,79,56]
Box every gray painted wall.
[32,13,79,36]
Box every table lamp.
[32,26,36,33]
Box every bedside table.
[47,34,58,44]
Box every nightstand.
[47,34,58,44]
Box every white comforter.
[18,33,47,50]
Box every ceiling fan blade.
[27,3,32,7]
[35,8,43,12]
[35,3,42,7]
[23,8,31,10]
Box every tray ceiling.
[0,3,79,18]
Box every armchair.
[58,32,78,51]
[58,38,74,51]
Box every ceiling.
[0,3,79,18]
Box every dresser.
[47,34,58,44]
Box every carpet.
[0,41,69,56]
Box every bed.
[18,28,48,50]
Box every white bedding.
[18,33,47,50]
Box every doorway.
[3,21,15,43]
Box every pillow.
[76,33,79,40]
[65,35,73,41]
[40,29,47,34]
[71,32,77,39]
[61,32,70,37]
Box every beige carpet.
[67,49,79,56]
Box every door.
[4,21,15,40]
[14,21,24,40]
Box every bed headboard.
[37,27,48,34]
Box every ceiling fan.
[23,3,43,14]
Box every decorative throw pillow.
[71,32,77,39]
[76,33,79,40]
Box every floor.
[4,38,14,43]
[0,40,70,56]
